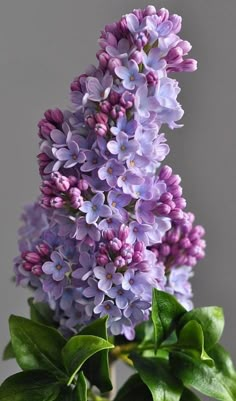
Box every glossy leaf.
[180,388,200,401]
[177,320,213,365]
[131,353,183,401]
[209,344,236,397]
[0,370,60,401]
[178,306,224,350]
[62,335,113,385]
[170,351,234,401]
[113,373,152,401]
[79,317,112,393]
[28,298,57,327]
[9,315,66,379]
[2,341,15,360]
[152,289,186,351]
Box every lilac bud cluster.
[14,5,205,340]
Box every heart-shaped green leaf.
[178,307,224,350]
[170,351,234,401]
[131,353,183,401]
[152,289,186,351]
[79,317,112,393]
[62,335,113,385]
[9,315,66,379]
[113,374,152,401]
[176,320,213,365]
[0,370,60,401]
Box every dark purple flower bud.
[130,50,143,65]
[118,224,129,241]
[44,108,64,125]
[24,252,41,264]
[40,182,54,196]
[36,243,50,256]
[114,256,126,268]
[110,105,126,119]
[120,91,135,109]
[108,57,122,73]
[156,203,171,215]
[97,254,109,266]
[147,71,159,86]
[99,243,108,254]
[134,32,149,50]
[32,265,43,276]
[85,114,96,128]
[68,176,78,186]
[70,74,87,92]
[109,91,120,105]
[41,196,51,208]
[100,100,112,114]
[134,241,145,253]
[159,165,172,181]
[95,112,108,124]
[167,227,181,243]
[144,5,157,16]
[160,244,170,256]
[50,197,65,209]
[169,208,184,220]
[95,123,108,137]
[38,121,55,138]
[109,238,122,251]
[52,173,70,192]
[78,179,89,191]
[22,261,32,271]
[103,229,115,241]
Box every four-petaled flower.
[55,140,85,168]
[94,263,123,292]
[80,193,112,224]
[107,132,139,161]
[115,60,146,90]
[42,251,70,281]
[98,159,125,187]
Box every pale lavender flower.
[107,132,139,161]
[117,171,144,194]
[135,84,159,119]
[42,277,67,300]
[115,60,146,90]
[73,217,100,241]
[106,38,130,59]
[72,252,94,281]
[124,299,150,321]
[42,251,70,281]
[80,193,111,224]
[86,72,113,102]
[142,47,166,72]
[94,300,122,319]
[110,115,137,137]
[55,140,86,168]
[94,263,123,292]
[107,286,134,309]
[127,221,152,245]
[83,278,105,305]
[81,150,105,172]
[107,190,131,220]
[122,270,149,295]
[98,159,125,187]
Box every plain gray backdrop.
[0,0,235,397]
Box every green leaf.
[208,344,236,397]
[113,374,152,401]
[2,341,15,360]
[62,335,114,386]
[178,306,224,350]
[170,351,234,401]
[9,315,67,380]
[74,372,87,401]
[177,320,214,365]
[152,289,186,351]
[79,317,112,393]
[180,388,200,401]
[131,353,183,401]
[0,370,60,401]
[28,298,57,327]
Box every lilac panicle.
[15,5,204,340]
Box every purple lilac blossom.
[15,5,204,340]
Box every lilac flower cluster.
[14,5,205,339]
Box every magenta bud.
[157,7,169,22]
[160,244,170,256]
[32,265,43,276]
[166,174,181,186]
[136,261,149,272]
[174,197,187,209]
[85,114,96,128]
[178,40,192,54]
[100,100,112,114]
[180,238,191,249]
[41,196,51,208]
[120,91,135,109]
[24,252,41,264]
[114,256,126,268]
[156,203,171,215]
[95,112,108,124]
[68,175,77,186]
[50,197,64,209]
[55,176,70,192]
[22,261,32,271]
[167,47,183,64]
[45,108,64,124]
[134,241,145,252]
[169,209,184,220]
[118,224,129,241]
[40,183,54,196]
[169,14,182,34]
[110,105,126,119]
[103,229,115,241]
[108,57,122,72]
[160,192,173,203]
[147,71,159,85]
[132,251,143,263]
[180,59,198,72]
[97,254,109,266]
[95,123,108,137]
[167,228,181,243]
[106,32,117,47]
[109,238,122,251]
[119,17,128,32]
[98,51,110,68]
[130,50,143,65]
[38,121,55,138]
[78,179,89,191]
[109,91,120,105]
[169,185,183,198]
[36,243,50,256]
[144,5,157,16]
[37,152,51,162]
[159,165,172,181]
[69,187,81,197]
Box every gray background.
[0,0,235,397]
